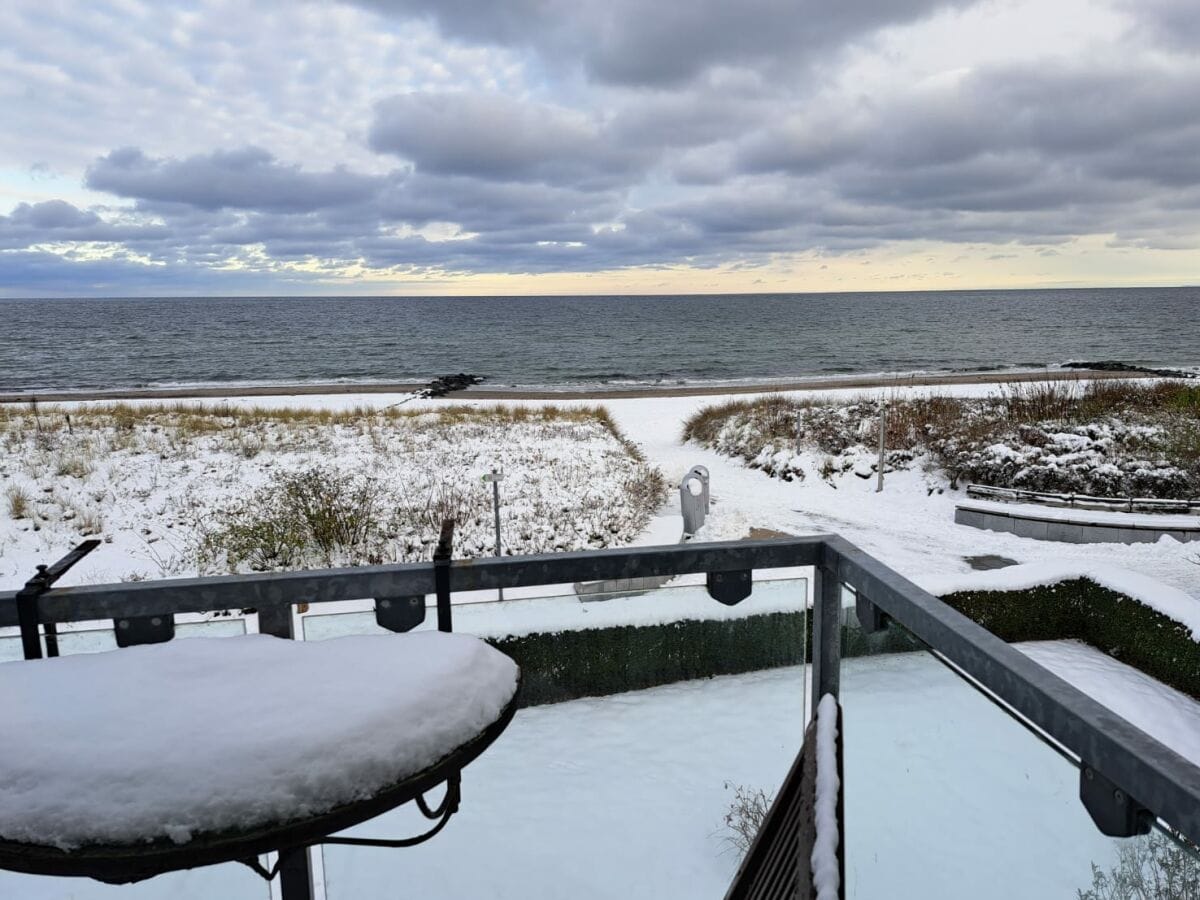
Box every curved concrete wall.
[955,501,1200,544]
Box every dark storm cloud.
[7,0,1200,293]
[369,92,648,187]
[0,249,314,297]
[352,0,969,85]
[728,59,1200,244]
[0,200,170,249]
[86,147,389,213]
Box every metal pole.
[875,401,887,493]
[484,471,504,601]
[810,564,843,716]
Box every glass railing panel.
[318,575,808,899]
[0,616,247,663]
[840,620,1172,900]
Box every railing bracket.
[1080,764,1152,837]
[706,569,751,605]
[374,596,427,633]
[114,614,175,648]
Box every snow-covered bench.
[0,631,520,883]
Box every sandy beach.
[0,367,1155,405]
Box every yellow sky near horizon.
[306,235,1200,296]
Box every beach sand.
[0,367,1155,405]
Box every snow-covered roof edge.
[921,562,1200,640]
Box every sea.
[0,287,1196,394]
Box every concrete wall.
[955,505,1200,544]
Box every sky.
[1,0,1198,296]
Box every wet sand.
[0,368,1156,405]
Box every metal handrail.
[3,534,1199,848]
[966,483,1200,513]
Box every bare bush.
[202,466,383,571]
[721,783,773,857]
[1078,830,1200,900]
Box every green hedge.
[942,578,1200,701]
[485,577,1199,708]
[489,611,804,707]
[486,609,924,708]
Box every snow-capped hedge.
[936,421,1193,498]
[940,578,1200,701]
[683,382,1200,498]
[492,611,804,706]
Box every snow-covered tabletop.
[0,632,519,855]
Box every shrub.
[203,466,384,571]
[1078,830,1200,900]
[721,784,773,857]
[683,381,1200,498]
[5,484,32,519]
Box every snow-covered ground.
[1,382,1198,898]
[0,405,662,588]
[7,645,1188,900]
[52,380,1191,602]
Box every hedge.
[484,578,1199,708]
[486,609,929,707]
[489,611,804,707]
[942,578,1200,701]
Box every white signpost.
[483,470,504,600]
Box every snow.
[0,406,660,588]
[1018,640,1200,761]
[0,632,518,849]
[1,643,1195,899]
[923,561,1200,639]
[957,497,1200,529]
[2,379,1199,896]
[811,693,840,900]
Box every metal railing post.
[434,519,455,633]
[811,563,842,713]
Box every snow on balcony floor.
[2,641,1196,900]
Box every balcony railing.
[2,534,1198,899]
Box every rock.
[1062,361,1195,379]
[417,374,485,398]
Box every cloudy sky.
[2,0,1198,296]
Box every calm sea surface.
[0,288,1196,393]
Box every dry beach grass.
[0,402,666,581]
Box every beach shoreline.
[0,368,1159,405]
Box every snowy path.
[598,389,1200,601]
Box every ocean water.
[0,288,1196,393]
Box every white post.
[483,471,505,600]
[876,401,887,493]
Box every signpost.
[483,470,504,600]
[876,401,887,493]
